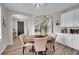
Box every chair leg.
[35,52,37,55]
[35,52,38,55]
[37,52,38,55]
[50,44,52,49]
[53,45,55,52]
[44,51,47,55]
[42,51,45,55]
[32,46,35,54]
[23,47,25,54]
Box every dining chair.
[34,38,47,55]
[19,34,34,54]
[47,33,57,52]
[51,34,57,52]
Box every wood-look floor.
[1,37,79,55]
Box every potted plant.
[41,24,48,36]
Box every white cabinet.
[64,34,73,48]
[56,33,79,50]
[66,11,74,27]
[73,35,79,50]
[56,34,70,45]
[61,11,74,27]
[56,34,65,44]
[61,8,79,27]
[74,9,79,27]
[60,34,66,44]
[61,14,67,27]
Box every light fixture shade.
[33,3,45,8]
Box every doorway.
[17,21,24,36]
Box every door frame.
[17,21,24,36]
[16,20,25,36]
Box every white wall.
[6,10,31,44]
[28,16,35,35]
[13,18,28,36]
[52,13,61,33]
[0,5,35,54]
[0,4,61,54]
[34,13,61,34]
[0,5,9,54]
[47,18,52,34]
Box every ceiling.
[2,3,79,16]
[2,3,79,27]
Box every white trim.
[0,42,12,55]
[0,44,7,54]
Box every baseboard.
[0,42,12,55]
[8,42,13,45]
[56,41,79,51]
[0,44,8,55]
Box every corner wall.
[28,16,35,35]
[0,5,9,54]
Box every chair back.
[19,34,27,45]
[34,38,47,52]
[51,33,57,43]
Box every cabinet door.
[56,34,64,44]
[73,35,79,50]
[74,9,79,27]
[60,34,66,44]
[66,11,74,27]
[56,34,66,45]
[61,14,67,27]
[61,11,74,27]
[64,34,73,47]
